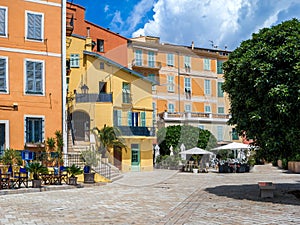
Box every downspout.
[61,0,67,156]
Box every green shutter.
[141,112,146,127]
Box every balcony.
[159,112,231,123]
[75,93,113,103]
[132,59,161,70]
[117,126,155,137]
[66,13,74,36]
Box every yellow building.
[67,34,155,172]
[0,0,66,154]
[128,36,236,145]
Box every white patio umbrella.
[154,144,160,164]
[211,142,251,151]
[169,145,174,156]
[211,142,251,159]
[179,147,214,155]
[180,143,186,160]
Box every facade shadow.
[204,183,300,206]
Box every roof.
[83,51,157,85]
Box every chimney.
[86,27,90,37]
[191,41,194,50]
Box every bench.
[258,182,275,198]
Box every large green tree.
[157,125,217,155]
[222,19,300,162]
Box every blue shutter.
[0,58,6,92]
[127,111,132,126]
[117,110,122,126]
[25,117,29,142]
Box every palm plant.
[0,148,22,166]
[92,124,126,157]
[66,164,83,178]
[26,162,48,180]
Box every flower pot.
[68,177,78,185]
[32,179,42,188]
[193,168,198,174]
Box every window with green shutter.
[218,82,224,97]
[217,60,223,74]
[140,112,146,127]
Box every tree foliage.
[157,125,217,155]
[222,19,300,162]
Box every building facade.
[0,0,66,154]
[66,33,155,172]
[128,36,236,146]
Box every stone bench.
[258,182,275,198]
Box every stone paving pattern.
[0,164,299,224]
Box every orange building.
[66,2,128,67]
[0,0,66,154]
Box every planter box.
[84,173,95,183]
[68,177,78,185]
[32,179,42,188]
[288,161,300,173]
[193,168,198,174]
[277,160,282,169]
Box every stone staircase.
[67,130,123,182]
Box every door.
[131,144,140,171]
[72,111,90,141]
[113,146,122,170]
[0,123,5,156]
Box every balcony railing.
[160,112,231,122]
[75,93,113,103]
[132,59,161,70]
[117,126,155,137]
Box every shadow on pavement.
[205,183,300,206]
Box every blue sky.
[69,0,300,51]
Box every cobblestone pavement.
[0,164,299,225]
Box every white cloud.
[104,5,109,13]
[131,0,300,50]
[111,11,124,30]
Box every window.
[131,143,140,166]
[167,75,174,92]
[218,82,224,97]
[100,62,104,70]
[205,79,211,95]
[113,110,122,126]
[185,104,191,112]
[148,51,155,67]
[205,105,211,113]
[148,74,156,91]
[167,53,174,66]
[135,49,142,66]
[25,117,44,143]
[25,60,44,95]
[217,60,223,74]
[204,59,210,70]
[140,112,146,127]
[232,128,239,140]
[70,54,80,68]
[0,57,8,93]
[168,103,175,113]
[0,7,7,37]
[218,107,224,114]
[184,77,191,99]
[184,56,191,72]
[122,82,131,104]
[26,11,43,41]
[97,39,104,52]
[217,126,223,141]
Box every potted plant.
[66,164,83,185]
[80,148,99,183]
[26,161,48,188]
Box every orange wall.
[0,0,63,150]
